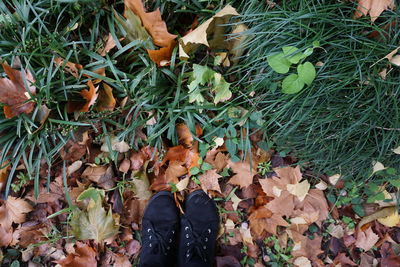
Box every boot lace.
[182,219,213,263]
[143,222,176,256]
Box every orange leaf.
[199,169,222,193]
[55,242,97,267]
[0,63,36,118]
[124,0,177,47]
[98,33,117,56]
[249,206,288,237]
[227,160,256,188]
[54,57,83,78]
[147,40,177,67]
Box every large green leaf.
[267,53,291,74]
[213,73,232,104]
[297,62,316,86]
[282,74,305,94]
[282,46,307,64]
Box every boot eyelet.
[205,237,208,242]
[187,242,190,246]
[172,230,175,234]
[167,246,170,250]
[185,226,189,231]
[169,238,172,243]
[203,245,206,249]
[186,234,189,238]
[147,228,151,232]
[149,243,152,248]
[149,235,152,240]
[186,253,190,258]
[207,228,211,234]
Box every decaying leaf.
[131,168,152,200]
[0,196,33,230]
[54,58,83,78]
[286,180,310,202]
[392,145,400,154]
[353,0,396,22]
[199,169,222,193]
[79,80,99,112]
[101,135,130,153]
[289,230,323,264]
[179,5,239,59]
[124,0,177,47]
[0,63,36,118]
[115,9,150,43]
[98,33,117,56]
[355,227,379,251]
[227,160,255,188]
[249,206,289,236]
[70,195,119,243]
[358,206,399,229]
[81,165,115,190]
[95,84,116,112]
[55,242,97,267]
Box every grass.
[236,0,400,180]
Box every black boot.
[139,191,180,267]
[179,190,219,267]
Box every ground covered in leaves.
[0,0,400,266]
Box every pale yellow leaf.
[294,256,312,267]
[377,209,400,227]
[176,177,189,192]
[286,180,310,202]
[328,174,341,185]
[315,181,328,190]
[392,145,400,154]
[372,161,385,174]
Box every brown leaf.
[289,230,323,263]
[123,198,148,225]
[216,255,241,267]
[227,160,255,188]
[0,161,9,192]
[95,84,116,111]
[0,197,33,229]
[176,123,194,148]
[81,165,115,189]
[54,57,83,78]
[249,206,288,237]
[0,224,12,247]
[332,253,357,266]
[126,239,141,256]
[98,33,117,56]
[165,161,187,185]
[294,189,329,227]
[124,0,177,47]
[205,151,229,172]
[79,80,99,112]
[147,40,177,67]
[119,159,131,173]
[0,63,36,118]
[55,242,97,267]
[355,226,379,251]
[353,0,396,22]
[113,254,131,267]
[199,169,222,193]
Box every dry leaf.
[293,256,312,267]
[131,169,152,200]
[333,253,357,266]
[199,169,222,193]
[0,63,36,118]
[101,135,130,153]
[0,224,13,247]
[230,193,242,211]
[328,174,341,185]
[79,80,99,112]
[54,58,83,78]
[55,242,97,267]
[249,206,289,236]
[0,161,9,192]
[372,160,386,174]
[289,230,323,263]
[179,5,239,59]
[228,24,248,65]
[353,0,396,22]
[377,208,400,227]
[286,180,310,202]
[165,161,187,185]
[124,0,177,47]
[147,40,177,67]
[0,197,33,230]
[358,206,399,229]
[227,160,255,188]
[392,145,400,154]
[355,227,379,251]
[176,176,190,191]
[81,165,115,190]
[95,84,116,111]
[98,33,117,56]
[315,181,328,190]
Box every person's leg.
[139,191,180,267]
[178,190,219,267]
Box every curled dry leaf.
[124,0,177,48]
[55,242,97,267]
[0,63,36,118]
[54,57,83,78]
[147,40,177,67]
[179,5,239,59]
[81,165,115,190]
[101,135,130,153]
[67,80,99,113]
[353,0,396,22]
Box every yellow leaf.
[286,180,310,202]
[392,145,400,154]
[328,174,341,185]
[179,5,239,59]
[377,209,400,227]
[372,160,385,174]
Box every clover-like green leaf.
[267,53,291,74]
[282,46,307,64]
[297,62,316,86]
[282,74,305,94]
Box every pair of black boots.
[139,190,219,267]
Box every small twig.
[362,123,400,131]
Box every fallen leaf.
[147,40,177,67]
[289,230,323,263]
[68,160,83,175]
[199,169,222,193]
[0,224,12,247]
[115,9,150,43]
[293,256,312,267]
[328,224,344,239]
[95,84,116,111]
[131,169,152,200]
[230,193,242,211]
[179,5,239,59]
[79,80,99,112]
[358,206,399,228]
[377,208,400,227]
[249,206,289,236]
[295,189,329,227]
[328,174,341,185]
[355,227,379,251]
[360,252,379,267]
[239,225,253,245]
[54,58,83,78]
[165,161,187,185]
[98,33,117,56]
[205,151,229,172]
[315,180,328,190]
[71,196,119,243]
[0,197,33,230]
[0,63,36,118]
[228,24,248,65]
[353,0,396,22]
[228,160,255,188]
[332,253,357,266]
[176,176,190,191]
[372,160,386,174]
[81,165,115,190]
[119,159,131,173]
[55,242,97,267]
[392,145,400,154]
[0,161,9,192]
[176,123,194,149]
[124,0,177,47]
[287,180,310,202]
[101,135,130,153]
[113,254,131,267]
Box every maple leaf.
[55,242,97,267]
[95,84,116,112]
[355,226,379,251]
[205,151,229,172]
[0,196,33,230]
[333,253,357,266]
[294,189,329,227]
[249,206,289,236]
[289,230,323,264]
[70,196,119,243]
[199,169,222,193]
[353,0,396,22]
[81,165,115,190]
[227,160,255,188]
[147,40,177,67]
[0,63,36,118]
[124,0,177,48]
